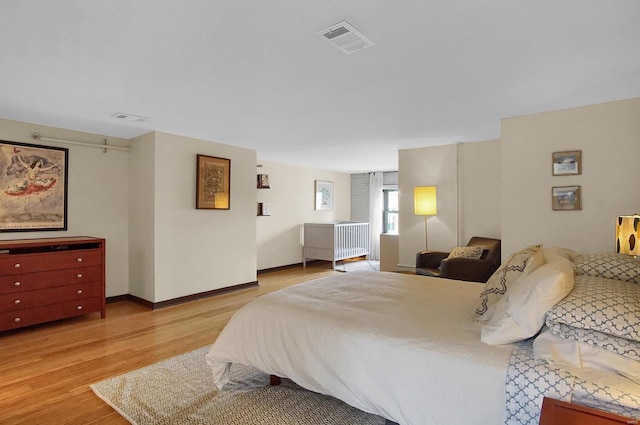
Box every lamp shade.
[616,215,640,256]
[414,186,437,216]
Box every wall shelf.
[257,202,270,216]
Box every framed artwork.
[315,180,334,211]
[552,186,582,211]
[196,155,230,210]
[552,150,582,176]
[257,174,270,189]
[0,140,68,232]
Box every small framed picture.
[314,180,334,211]
[552,150,582,176]
[257,174,270,189]
[196,155,230,210]
[552,186,582,211]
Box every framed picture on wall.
[552,150,582,176]
[196,154,230,209]
[0,140,69,232]
[257,174,270,189]
[315,180,334,211]
[552,185,582,211]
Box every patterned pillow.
[546,275,640,361]
[474,244,544,320]
[573,252,640,284]
[481,259,575,345]
[447,246,484,260]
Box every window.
[383,188,399,233]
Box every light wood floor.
[0,262,338,425]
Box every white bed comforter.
[205,271,514,425]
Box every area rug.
[335,260,380,272]
[91,346,385,425]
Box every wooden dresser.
[0,237,106,332]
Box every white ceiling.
[1,1,638,173]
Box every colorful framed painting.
[552,150,582,176]
[315,180,334,211]
[196,154,230,210]
[0,140,69,232]
[552,186,582,211]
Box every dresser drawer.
[0,282,101,312]
[0,249,102,275]
[0,296,102,331]
[0,266,102,294]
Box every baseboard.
[257,260,325,275]
[106,280,259,310]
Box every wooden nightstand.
[539,397,638,425]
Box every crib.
[303,222,370,269]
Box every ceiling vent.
[112,112,149,123]
[318,21,375,55]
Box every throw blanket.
[505,339,640,424]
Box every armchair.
[415,237,501,283]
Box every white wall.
[0,119,350,303]
[457,140,501,244]
[128,132,156,301]
[0,118,130,297]
[502,97,640,257]
[129,131,257,303]
[397,142,502,270]
[398,144,459,269]
[256,160,351,270]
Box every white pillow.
[533,327,640,385]
[475,244,544,321]
[543,247,579,264]
[481,259,575,345]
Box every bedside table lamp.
[616,214,640,257]
[414,186,437,250]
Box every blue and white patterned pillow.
[573,252,640,284]
[546,275,640,361]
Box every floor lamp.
[414,186,437,250]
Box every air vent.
[318,21,375,55]
[111,112,149,123]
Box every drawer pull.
[14,263,21,268]
[76,258,83,262]
[77,289,83,294]
[77,305,83,310]
[14,299,21,304]
[14,281,21,287]
[14,317,21,323]
[77,273,83,278]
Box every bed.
[206,247,640,425]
